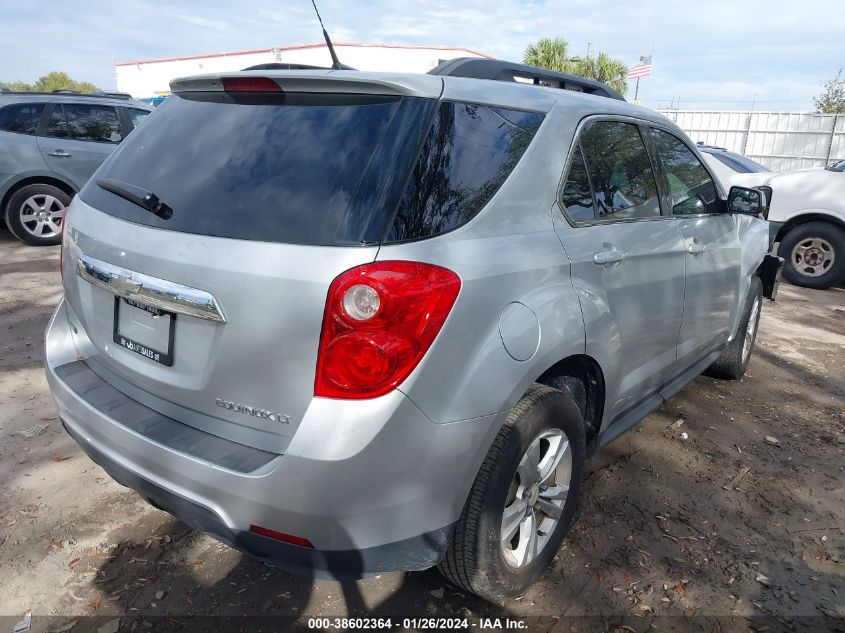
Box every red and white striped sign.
[627,55,652,79]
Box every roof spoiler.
[429,58,625,101]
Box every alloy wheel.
[500,428,572,568]
[742,295,761,364]
[18,194,65,239]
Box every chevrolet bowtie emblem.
[114,274,143,294]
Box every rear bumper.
[45,299,503,578]
[61,418,451,578]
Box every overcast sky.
[2,0,842,110]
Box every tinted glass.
[45,105,69,138]
[580,121,660,221]
[710,150,770,174]
[46,104,122,143]
[63,104,122,143]
[649,128,719,215]
[560,144,596,222]
[0,103,45,135]
[127,108,150,128]
[388,102,544,241]
[80,92,436,246]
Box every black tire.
[779,221,845,289]
[438,384,585,603]
[4,183,70,246]
[706,276,763,380]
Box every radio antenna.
[310,0,343,70]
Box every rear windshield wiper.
[96,179,173,220]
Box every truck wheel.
[706,276,763,380]
[4,183,70,246]
[438,384,585,603]
[779,221,845,289]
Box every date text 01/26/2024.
[307,618,528,630]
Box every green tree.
[0,71,99,94]
[523,38,628,96]
[523,37,576,74]
[814,69,845,114]
[574,52,628,95]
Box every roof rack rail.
[91,91,133,99]
[429,58,625,101]
[2,90,133,100]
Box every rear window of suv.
[79,91,543,246]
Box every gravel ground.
[1,226,843,632]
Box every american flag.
[627,55,652,79]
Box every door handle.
[688,243,708,255]
[593,250,626,265]
[48,150,72,158]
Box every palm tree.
[575,52,628,95]
[523,37,576,74]
[523,38,629,96]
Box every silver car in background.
[45,60,780,602]
[0,91,152,245]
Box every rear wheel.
[779,221,845,289]
[438,384,585,603]
[706,276,763,380]
[4,184,70,246]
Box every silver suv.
[0,91,153,246]
[45,61,781,602]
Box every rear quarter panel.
[378,102,587,424]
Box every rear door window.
[578,120,661,221]
[46,103,122,143]
[387,103,544,241]
[0,102,46,135]
[559,144,596,222]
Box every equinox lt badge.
[215,398,291,424]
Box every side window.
[0,103,46,135]
[579,120,661,221]
[61,103,122,143]
[45,105,69,138]
[127,108,150,129]
[649,128,719,215]
[388,102,544,242]
[560,144,596,222]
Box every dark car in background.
[0,92,153,245]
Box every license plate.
[113,297,175,366]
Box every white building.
[115,42,492,98]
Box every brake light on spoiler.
[221,77,283,92]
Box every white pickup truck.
[701,145,845,289]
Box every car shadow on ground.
[65,512,527,632]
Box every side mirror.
[727,186,767,217]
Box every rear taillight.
[221,77,282,92]
[315,261,461,399]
